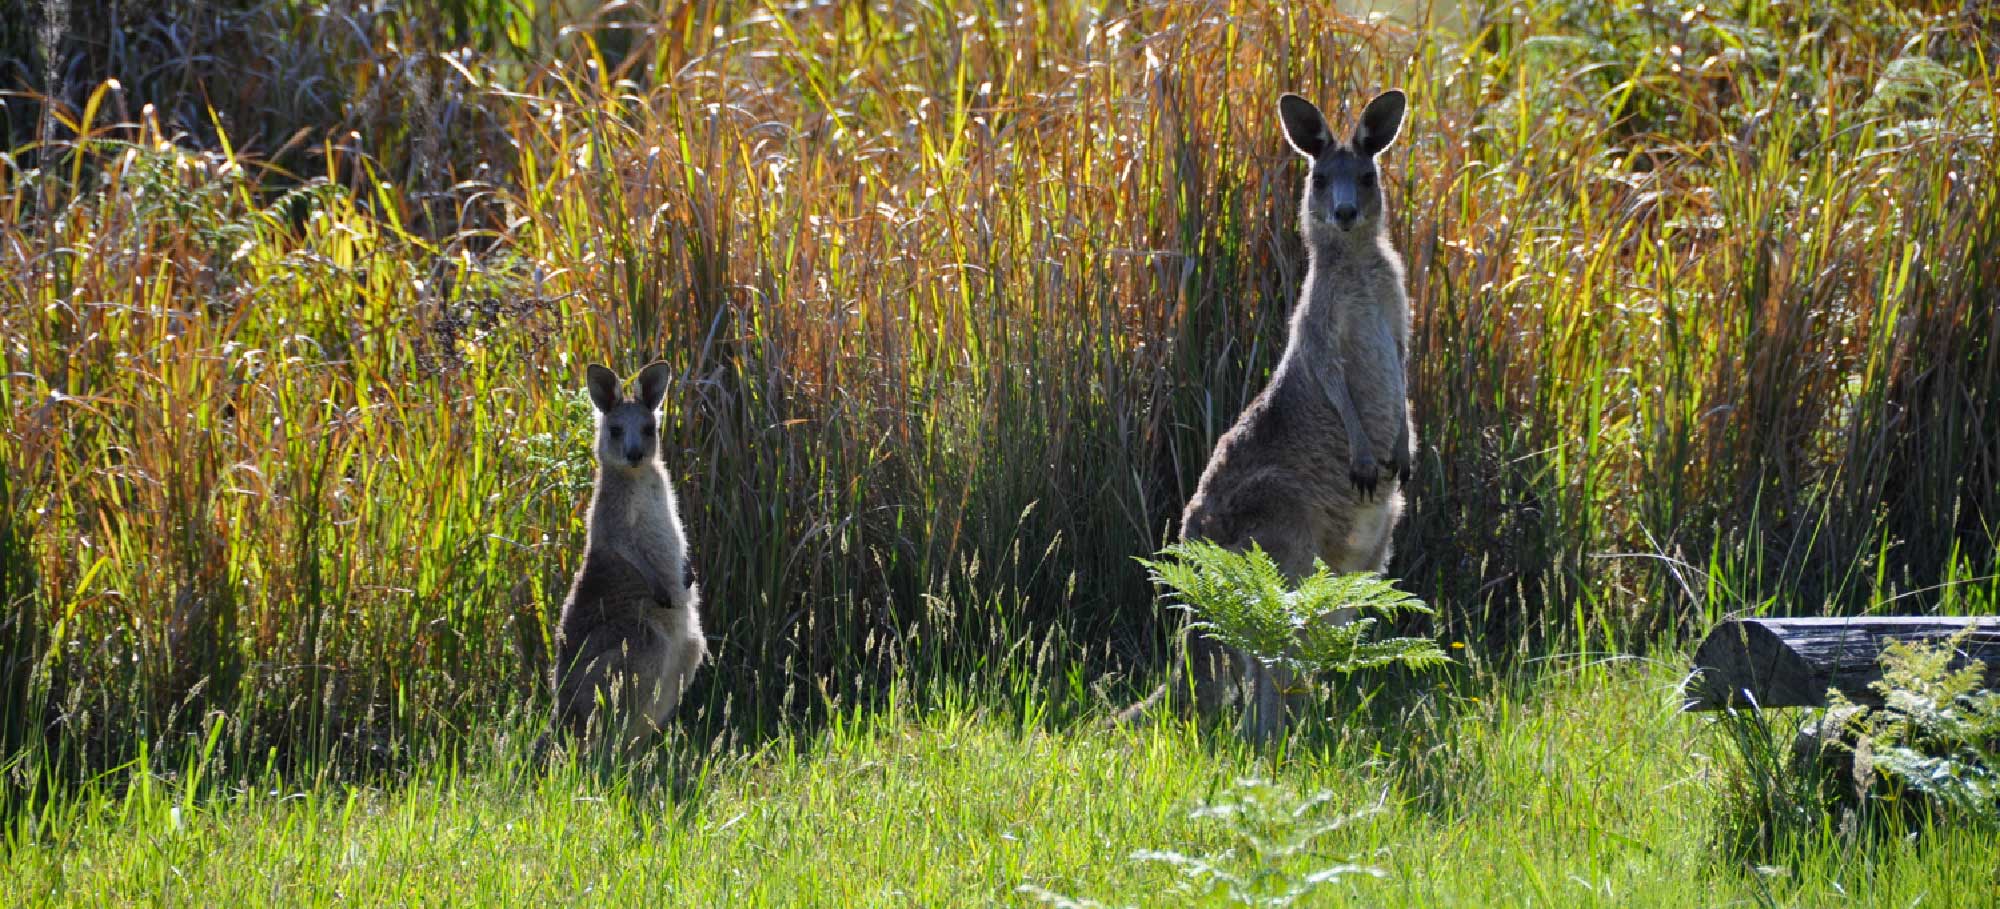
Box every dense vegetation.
[7,0,1993,769]
[2,4,1997,896]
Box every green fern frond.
[1844,631,2000,828]
[1137,541,1447,677]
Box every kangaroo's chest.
[1313,254,1409,346]
[604,496,689,603]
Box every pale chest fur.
[588,467,694,608]
[1302,239,1409,351]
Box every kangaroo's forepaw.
[1390,455,1411,487]
[1349,459,1380,499]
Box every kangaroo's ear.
[585,364,622,412]
[1353,90,1406,158]
[635,361,672,412]
[1278,94,1333,159]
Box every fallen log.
[1683,616,2000,711]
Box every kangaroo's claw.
[1391,455,1412,487]
[1349,458,1380,499]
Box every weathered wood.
[1683,617,2000,711]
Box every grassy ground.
[7,659,1996,907]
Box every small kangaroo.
[1121,90,1415,742]
[552,362,707,749]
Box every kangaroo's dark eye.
[1311,174,1328,190]
[609,426,623,438]
[642,423,655,435]
[1359,172,1377,187]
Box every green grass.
[6,660,1996,906]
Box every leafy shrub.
[1717,630,1999,859]
[1138,540,1448,681]
[1833,634,2000,827]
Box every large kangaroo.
[1125,90,1414,742]
[552,362,707,749]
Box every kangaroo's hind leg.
[637,612,707,736]
[554,638,628,744]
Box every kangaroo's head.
[585,362,672,472]
[1278,89,1406,244]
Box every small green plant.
[1835,633,2000,827]
[1717,631,2000,860]
[1138,541,1448,680]
[1019,777,1386,908]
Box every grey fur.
[553,362,707,750]
[1120,90,1416,743]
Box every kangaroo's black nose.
[1332,204,1359,225]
